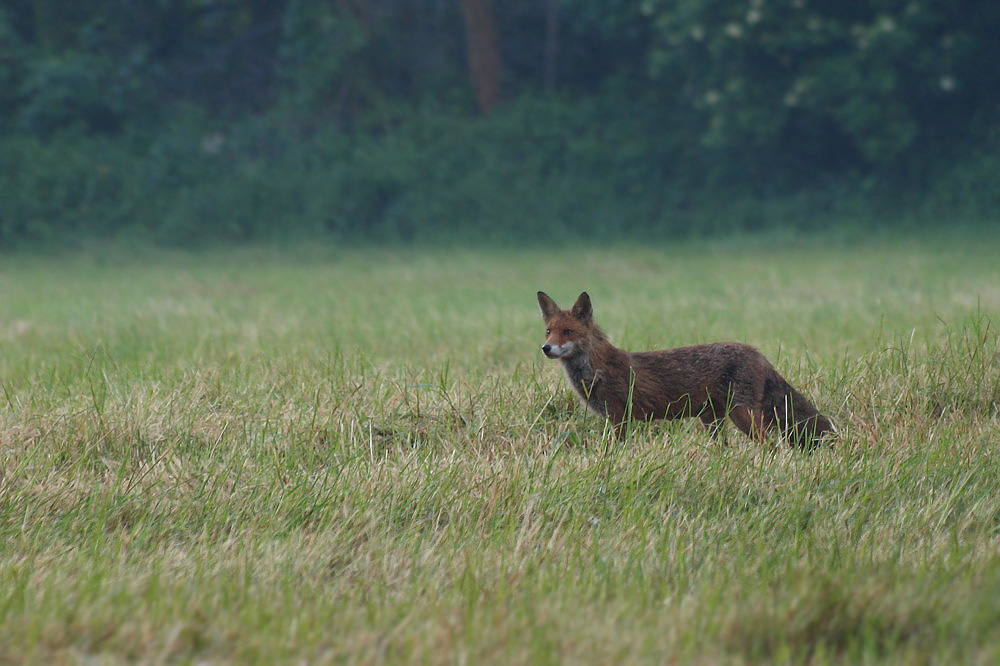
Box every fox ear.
[537,291,560,320]
[571,292,593,322]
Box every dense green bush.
[2,93,995,248]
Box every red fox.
[537,291,834,447]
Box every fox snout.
[541,341,575,359]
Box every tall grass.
[1,240,998,663]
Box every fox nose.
[542,344,552,356]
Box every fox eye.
[563,328,573,335]
[545,328,551,335]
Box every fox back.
[537,291,834,447]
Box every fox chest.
[560,358,618,417]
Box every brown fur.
[538,291,834,447]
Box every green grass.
[1,239,998,664]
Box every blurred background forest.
[1,0,998,247]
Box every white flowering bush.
[643,0,997,164]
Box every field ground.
[1,238,999,664]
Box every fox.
[537,291,834,448]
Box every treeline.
[1,0,998,246]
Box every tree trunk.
[544,0,559,92]
[32,0,85,52]
[459,0,502,114]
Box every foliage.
[644,0,1000,166]
[2,94,921,248]
[0,1,998,246]
[2,98,997,248]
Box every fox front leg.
[699,410,728,444]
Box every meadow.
[1,238,998,664]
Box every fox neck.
[559,326,618,404]
[561,353,597,396]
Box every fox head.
[537,291,594,359]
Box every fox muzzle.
[542,342,574,359]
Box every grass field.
[1,239,999,664]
